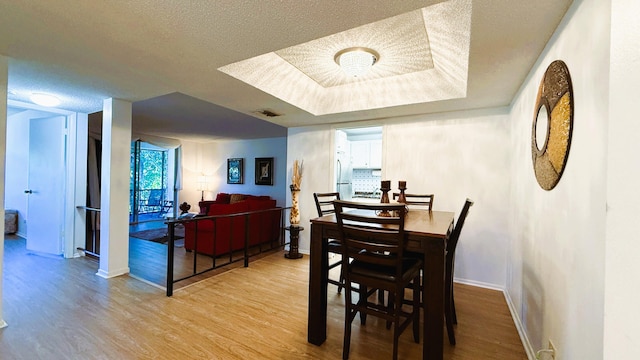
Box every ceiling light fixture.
[30,93,61,107]
[334,47,379,77]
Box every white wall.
[5,110,29,236]
[604,0,640,359]
[287,110,511,289]
[178,137,288,209]
[507,0,610,358]
[287,125,334,241]
[385,110,510,288]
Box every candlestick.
[398,181,407,203]
[378,180,391,217]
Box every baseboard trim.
[96,267,130,279]
[454,277,503,291]
[503,290,535,360]
[128,274,166,291]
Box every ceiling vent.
[254,109,282,118]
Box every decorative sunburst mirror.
[532,60,574,190]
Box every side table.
[285,225,304,259]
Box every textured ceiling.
[0,0,574,141]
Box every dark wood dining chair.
[313,192,344,293]
[333,200,422,360]
[392,193,434,211]
[444,198,474,345]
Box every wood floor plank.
[1,235,527,359]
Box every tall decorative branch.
[291,159,303,190]
[289,160,303,225]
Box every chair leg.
[378,289,385,306]
[337,266,344,294]
[359,285,367,325]
[392,287,402,360]
[445,311,456,345]
[386,292,394,329]
[451,285,457,324]
[343,290,353,360]
[412,275,420,343]
[444,271,456,345]
[343,318,352,360]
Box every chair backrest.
[447,198,474,257]
[313,192,340,217]
[392,193,434,211]
[333,200,407,274]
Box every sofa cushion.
[208,201,250,216]
[245,195,271,201]
[246,199,276,210]
[215,192,231,204]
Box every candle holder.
[378,180,392,217]
[397,181,407,204]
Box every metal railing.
[76,205,101,257]
[165,206,291,296]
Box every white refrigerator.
[335,130,352,200]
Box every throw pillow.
[229,194,246,204]
[215,193,231,204]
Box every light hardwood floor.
[2,235,527,359]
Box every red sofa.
[184,193,282,256]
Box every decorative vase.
[290,184,301,225]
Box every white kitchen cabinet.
[351,141,370,168]
[369,139,382,168]
[351,140,382,169]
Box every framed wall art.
[227,158,244,184]
[255,157,274,185]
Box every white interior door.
[26,115,66,255]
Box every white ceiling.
[0,0,573,142]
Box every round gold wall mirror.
[531,60,574,190]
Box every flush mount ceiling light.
[334,47,379,77]
[30,93,61,107]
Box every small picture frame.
[255,157,274,185]
[227,158,244,184]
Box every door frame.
[7,100,87,259]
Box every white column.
[97,98,131,278]
[0,55,8,328]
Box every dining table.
[307,208,455,360]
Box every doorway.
[5,101,79,257]
[335,126,383,201]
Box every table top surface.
[310,209,454,239]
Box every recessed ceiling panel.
[219,0,471,116]
[275,9,434,88]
